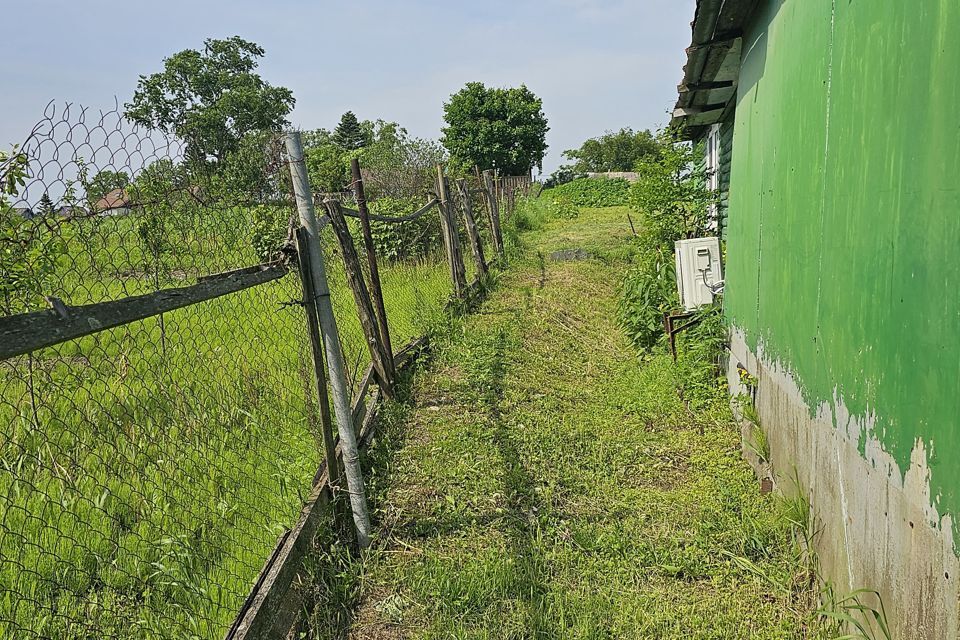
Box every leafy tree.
[543,165,583,188]
[304,142,350,194]
[84,170,130,201]
[332,111,367,151]
[303,128,334,149]
[631,128,715,243]
[1,147,67,313]
[358,121,445,199]
[441,82,548,175]
[125,36,294,165]
[563,128,658,173]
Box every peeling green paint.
[726,0,960,526]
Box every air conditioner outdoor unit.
[675,237,723,311]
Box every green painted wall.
[726,0,960,531]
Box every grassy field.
[0,206,454,638]
[302,202,821,638]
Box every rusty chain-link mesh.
[0,103,323,639]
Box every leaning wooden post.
[284,131,371,548]
[481,169,504,257]
[325,199,396,399]
[351,158,395,375]
[435,166,468,297]
[294,226,340,489]
[455,179,488,279]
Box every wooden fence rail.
[0,263,288,361]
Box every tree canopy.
[563,128,658,173]
[84,170,130,202]
[441,82,548,175]
[303,117,445,198]
[124,36,294,165]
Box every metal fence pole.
[284,131,371,548]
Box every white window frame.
[705,123,721,229]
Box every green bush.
[617,127,720,352]
[368,196,442,262]
[618,236,678,350]
[545,194,580,219]
[546,177,630,208]
[250,204,289,262]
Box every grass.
[302,200,824,638]
[0,206,454,638]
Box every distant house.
[94,188,134,216]
[12,207,34,219]
[672,2,960,637]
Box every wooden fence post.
[283,131,371,548]
[294,227,341,490]
[480,169,504,257]
[435,166,468,297]
[324,199,396,399]
[351,158,395,376]
[455,179,488,279]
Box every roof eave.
[671,0,762,139]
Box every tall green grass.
[0,206,454,638]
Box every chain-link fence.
[0,102,532,640]
[0,104,322,639]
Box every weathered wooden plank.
[455,179,488,278]
[0,263,288,361]
[351,158,396,377]
[324,199,396,398]
[225,473,333,640]
[295,227,341,490]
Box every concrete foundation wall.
[728,330,958,638]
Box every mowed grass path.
[330,207,810,639]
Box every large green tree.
[441,82,548,175]
[125,36,294,164]
[563,128,658,173]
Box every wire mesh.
[0,104,322,639]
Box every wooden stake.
[294,227,340,489]
[436,166,468,297]
[481,169,504,257]
[325,199,396,398]
[351,158,395,376]
[455,179,488,278]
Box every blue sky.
[2,0,694,175]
